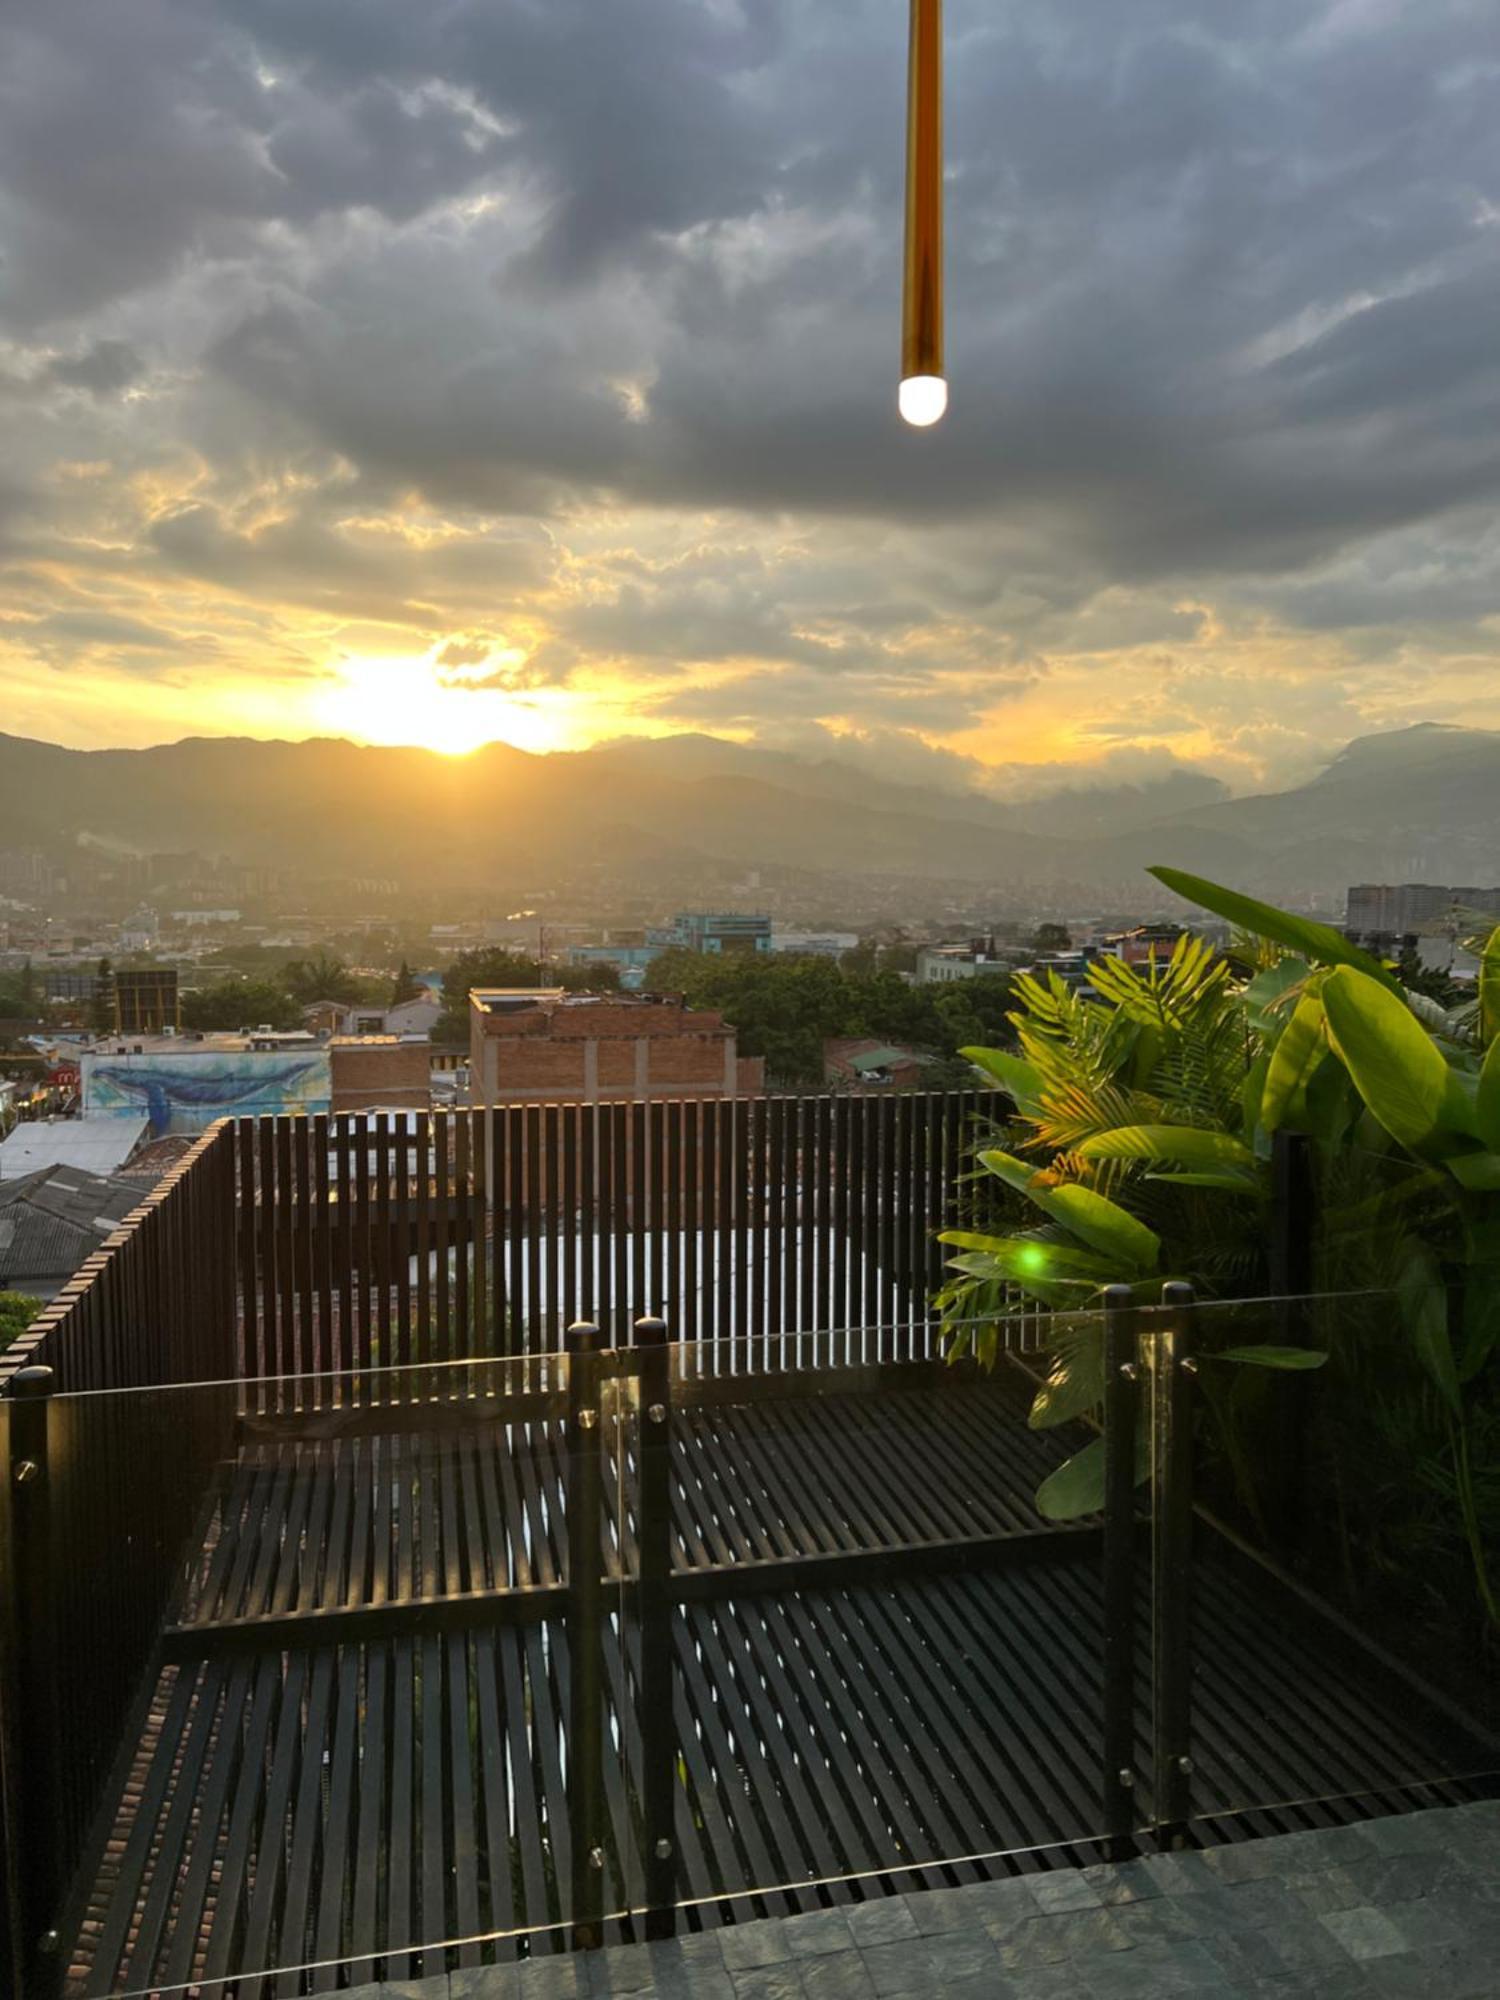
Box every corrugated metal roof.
[0,1117,149,1178]
[0,1166,141,1288]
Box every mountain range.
[2,723,1498,907]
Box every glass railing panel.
[0,1347,651,1998]
[618,1315,1142,1924]
[1144,1289,1500,1841]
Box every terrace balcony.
[0,1092,1494,1998]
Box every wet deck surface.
[64,1372,1492,1997]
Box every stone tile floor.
[359,1801,1500,1999]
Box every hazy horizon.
[3,0,1497,803]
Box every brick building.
[328,1036,432,1115]
[468,989,763,1106]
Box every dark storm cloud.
[44,339,147,395]
[175,0,1500,577]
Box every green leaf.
[1240,1049,1269,1136]
[1036,1437,1108,1520]
[1261,990,1328,1133]
[1148,869,1402,991]
[1445,1151,1500,1192]
[1460,1281,1500,1382]
[1321,967,1456,1156]
[1028,1323,1106,1430]
[1480,927,1500,1047]
[1397,1251,1461,1420]
[1244,958,1311,1032]
[1076,1125,1257,1172]
[1477,1034,1500,1151]
[962,1047,1042,1112]
[1035,1429,1150,1521]
[1142,1170,1262,1191]
[976,1149,1161,1271]
[1209,1345,1328,1371]
[937,1230,1114,1284]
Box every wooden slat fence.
[232,1090,1003,1378]
[0,1118,240,1393]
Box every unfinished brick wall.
[469,993,757,1105]
[329,1039,430,1113]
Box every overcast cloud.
[1,0,1497,790]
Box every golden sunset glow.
[312,655,579,758]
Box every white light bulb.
[898,374,948,427]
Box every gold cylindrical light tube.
[900,0,945,426]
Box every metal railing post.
[9,1366,63,1995]
[634,1316,676,1937]
[565,1322,605,1949]
[1151,1282,1196,1843]
[1100,1284,1140,1856]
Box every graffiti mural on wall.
[84,1053,332,1134]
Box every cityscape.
[2,0,1498,1995]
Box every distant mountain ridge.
[2,723,1498,903]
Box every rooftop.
[0,1114,149,1178]
[0,1163,141,1291]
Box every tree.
[390,959,422,1006]
[0,1291,41,1349]
[1396,943,1464,1007]
[1030,923,1072,955]
[642,948,1016,1084]
[182,979,302,1032]
[282,954,361,1005]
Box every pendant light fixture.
[900,0,945,426]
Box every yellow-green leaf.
[1477,1035,1500,1151]
[977,1149,1160,1272]
[1261,990,1328,1132]
[1148,869,1401,991]
[1076,1125,1257,1173]
[1480,927,1500,1047]
[1322,967,1456,1155]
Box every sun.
[313,653,572,756]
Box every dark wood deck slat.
[63,1371,1498,1996]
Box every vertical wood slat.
[472,1104,490,1359]
[537,1102,553,1350]
[312,1113,333,1377]
[394,1115,413,1370]
[275,1118,295,1380]
[374,1114,393,1371]
[562,1101,580,1336]
[546,1102,564,1351]
[432,1111,450,1366]
[333,1116,353,1381]
[452,1111,471,1358]
[747,1096,766,1366]
[353,1115,372,1376]
[631,1100,647,1335]
[579,1104,597,1329]
[732,1098,749,1368]
[293,1114,315,1377]
[415,1110,433,1364]
[682,1100,700,1347]
[503,1106,523,1355]
[610,1102,629,1345]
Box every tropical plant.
[937,869,1500,1629]
[936,932,1323,1520]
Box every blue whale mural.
[84,1053,331,1134]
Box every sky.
[1,0,1498,801]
